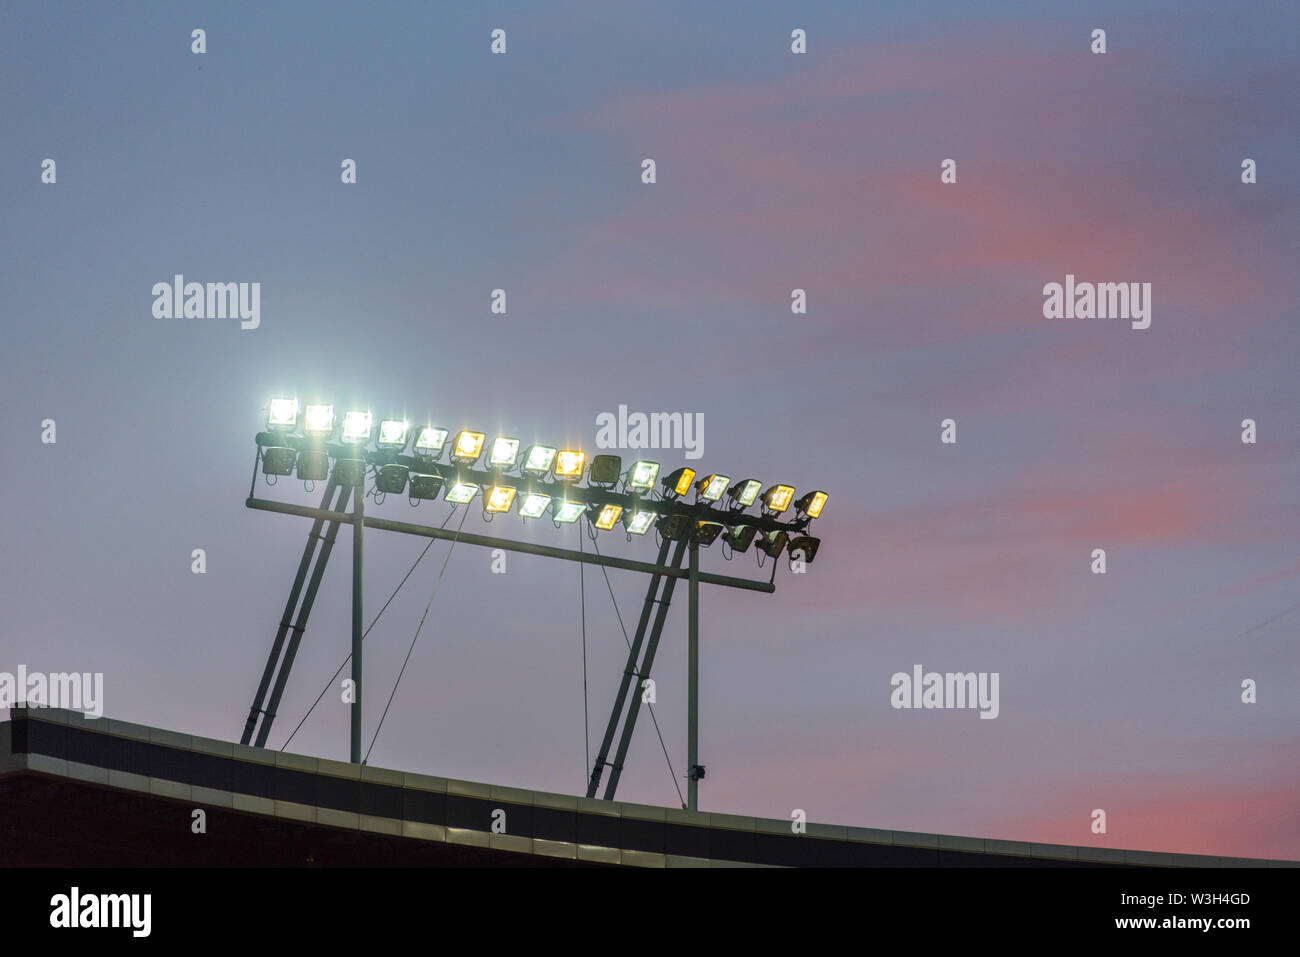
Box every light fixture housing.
[445,481,480,505]
[408,473,444,500]
[262,446,296,476]
[762,484,795,514]
[554,450,586,482]
[450,431,486,465]
[796,490,828,519]
[267,398,299,431]
[519,492,552,519]
[787,535,820,564]
[658,513,691,540]
[488,437,520,470]
[377,419,411,451]
[696,473,730,503]
[373,464,407,495]
[296,449,329,482]
[588,455,622,487]
[624,510,656,535]
[694,521,725,546]
[413,426,449,458]
[333,458,366,486]
[723,524,758,552]
[728,479,762,509]
[663,467,696,499]
[303,404,335,435]
[341,411,373,444]
[593,503,623,531]
[521,445,557,477]
[485,485,517,513]
[627,461,660,492]
[757,529,789,558]
[552,500,585,524]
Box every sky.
[1,0,1297,860]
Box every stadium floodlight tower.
[242,398,828,811]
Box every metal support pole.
[254,481,351,747]
[243,476,339,745]
[587,536,672,797]
[351,481,364,764]
[603,537,688,801]
[687,539,700,811]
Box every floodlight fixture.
[627,461,660,492]
[694,521,725,546]
[267,397,299,431]
[723,524,758,552]
[757,529,789,558]
[296,450,329,482]
[787,535,820,564]
[696,473,730,503]
[377,419,411,451]
[589,454,622,487]
[303,404,335,435]
[408,473,444,500]
[333,458,366,486]
[451,431,486,465]
[552,500,585,524]
[341,411,373,444]
[658,513,691,540]
[261,446,296,476]
[485,485,517,513]
[519,492,552,519]
[445,481,479,505]
[624,510,656,535]
[593,503,623,531]
[796,490,828,519]
[555,450,586,482]
[413,426,449,458]
[375,463,409,495]
[488,437,521,470]
[522,445,557,477]
[728,479,762,509]
[663,467,696,499]
[762,484,795,515]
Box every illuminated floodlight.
[555,450,586,481]
[451,431,486,465]
[262,447,295,476]
[489,437,520,470]
[762,484,795,514]
[377,419,410,450]
[522,445,557,477]
[589,455,622,487]
[408,473,444,500]
[723,524,758,552]
[341,411,373,444]
[267,398,299,431]
[696,473,730,503]
[296,450,329,481]
[757,529,789,558]
[796,490,828,519]
[552,500,585,524]
[375,463,409,494]
[519,492,551,519]
[627,461,660,491]
[414,427,449,458]
[663,467,696,499]
[303,404,335,435]
[593,503,623,531]
[485,485,517,513]
[695,521,725,546]
[658,513,691,540]
[333,458,366,486]
[728,479,762,509]
[787,535,820,564]
[445,482,479,505]
[624,510,656,535]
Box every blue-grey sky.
[2,1,1298,858]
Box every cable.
[1232,597,1300,640]
[589,536,686,807]
[278,509,452,751]
[363,506,469,763]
